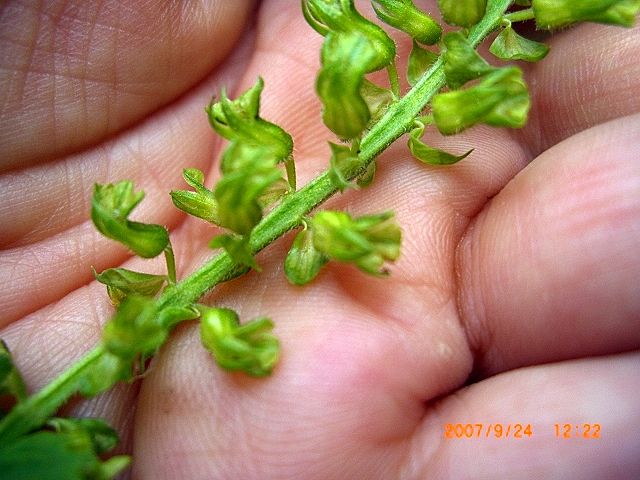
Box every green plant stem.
[504,7,535,23]
[0,0,512,442]
[0,346,104,442]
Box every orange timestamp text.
[444,423,533,439]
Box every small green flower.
[372,0,442,45]
[533,0,640,29]
[170,168,219,224]
[438,0,487,27]
[206,77,295,188]
[433,67,530,135]
[102,296,166,361]
[311,210,401,275]
[199,307,279,377]
[91,181,169,258]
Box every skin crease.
[0,0,639,478]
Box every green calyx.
[372,0,442,45]
[91,181,169,258]
[93,267,167,306]
[489,23,549,62]
[284,223,329,285]
[199,307,279,377]
[532,0,640,29]
[311,210,401,275]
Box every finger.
[0,0,254,172]
[404,351,640,479]
[456,114,640,376]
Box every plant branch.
[0,0,512,442]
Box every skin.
[1,0,639,478]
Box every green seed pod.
[438,0,487,27]
[199,307,280,377]
[91,181,169,258]
[533,0,640,29]
[372,0,442,45]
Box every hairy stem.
[0,0,512,442]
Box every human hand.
[1,1,639,478]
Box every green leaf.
[433,67,530,135]
[93,267,166,305]
[170,168,219,224]
[91,181,169,258]
[0,340,27,404]
[210,234,260,271]
[102,296,166,361]
[438,0,487,27]
[408,124,473,165]
[199,307,280,377]
[372,0,442,45]
[489,25,549,61]
[328,142,359,191]
[284,225,329,285]
[532,0,640,29]
[442,32,495,89]
[0,431,129,480]
[311,210,402,275]
[407,40,438,87]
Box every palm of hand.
[1,1,639,478]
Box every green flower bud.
[407,40,438,86]
[489,24,549,62]
[372,0,442,45]
[170,168,219,224]
[284,224,329,285]
[102,296,166,361]
[409,123,473,165]
[443,32,495,89]
[311,210,401,275]
[438,0,487,27]
[0,339,27,403]
[47,418,120,455]
[533,0,640,29]
[433,67,530,135]
[79,352,131,396]
[199,307,279,377]
[93,267,166,306]
[91,181,169,258]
